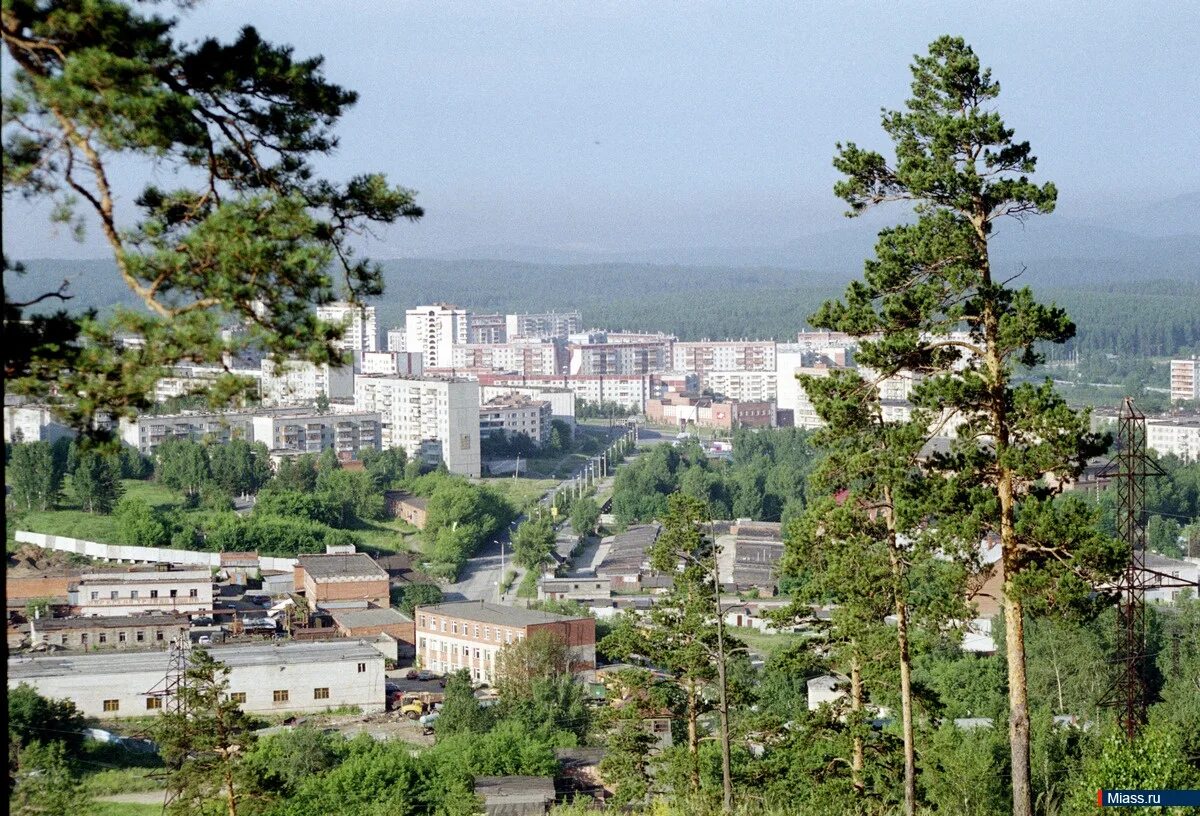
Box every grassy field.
[480,477,557,510]
[12,480,178,545]
[727,626,808,658]
[348,517,424,555]
[85,803,164,816]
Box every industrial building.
[73,568,214,617]
[414,601,596,685]
[294,553,390,608]
[7,641,386,718]
[15,613,191,651]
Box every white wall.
[14,531,296,572]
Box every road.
[444,424,647,604]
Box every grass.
[499,569,517,594]
[516,569,539,598]
[15,480,185,545]
[348,517,424,555]
[79,767,163,797]
[727,626,808,658]
[479,477,557,510]
[84,803,164,816]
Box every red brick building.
[294,553,389,608]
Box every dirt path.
[92,790,167,805]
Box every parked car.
[415,670,436,682]
[404,669,419,680]
[191,616,214,626]
[197,635,211,645]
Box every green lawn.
[349,517,424,555]
[727,626,808,658]
[480,477,557,510]
[15,480,186,545]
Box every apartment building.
[7,641,385,718]
[702,370,779,403]
[354,375,482,476]
[672,340,777,375]
[154,363,262,404]
[73,568,214,617]
[414,601,596,684]
[358,350,423,377]
[1170,357,1200,402]
[3,403,75,444]
[567,332,673,376]
[479,396,553,445]
[1146,416,1200,463]
[251,409,381,458]
[316,301,378,354]
[467,313,508,344]
[386,327,406,352]
[121,411,255,455]
[259,360,354,407]
[452,338,564,376]
[506,310,582,339]
[479,384,576,426]
[406,304,469,369]
[483,373,656,412]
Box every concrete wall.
[14,531,296,572]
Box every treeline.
[611,428,820,525]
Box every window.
[156,631,164,642]
[189,588,198,598]
[463,645,469,656]
[505,631,512,644]
[357,663,366,673]
[474,648,481,658]
[91,591,98,600]
[451,622,458,634]
[150,590,158,599]
[273,690,289,703]
[118,632,127,643]
[146,697,162,710]
[230,692,247,704]
[440,619,446,632]
[419,615,426,627]
[314,688,330,700]
[136,631,145,642]
[474,625,480,638]
[80,633,88,645]
[131,590,139,599]
[419,637,426,649]
[99,634,107,644]
[485,627,490,639]
[170,589,178,598]
[103,699,120,712]
[110,591,118,599]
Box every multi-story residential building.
[316,301,378,353]
[120,411,255,455]
[702,370,778,403]
[294,553,390,608]
[7,641,386,718]
[1146,416,1200,463]
[482,373,657,412]
[3,403,75,444]
[354,375,482,476]
[506,311,582,339]
[251,408,381,458]
[467,313,508,344]
[358,350,423,377]
[568,334,672,375]
[479,384,576,426]
[154,362,263,404]
[414,601,596,684]
[672,340,777,376]
[73,568,214,617]
[259,360,354,407]
[386,327,407,352]
[787,365,841,429]
[406,304,469,369]
[479,396,553,445]
[18,613,191,651]
[1170,357,1200,402]
[452,338,564,376]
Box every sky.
[4,0,1199,259]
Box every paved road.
[445,425,632,604]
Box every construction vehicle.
[394,691,444,720]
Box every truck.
[392,691,444,720]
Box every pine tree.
[820,36,1125,816]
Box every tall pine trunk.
[686,681,700,792]
[849,655,865,793]
[886,504,917,816]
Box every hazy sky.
[5,1,1199,259]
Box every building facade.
[483,373,656,412]
[701,370,778,403]
[406,304,469,369]
[121,411,255,455]
[3,404,75,444]
[414,601,596,684]
[452,338,564,376]
[353,375,482,476]
[672,340,777,375]
[7,641,386,718]
[316,301,378,354]
[251,409,381,458]
[259,360,354,407]
[73,569,214,617]
[479,396,553,445]
[505,311,582,339]
[18,614,191,651]
[1146,416,1200,463]
[467,313,508,344]
[358,350,423,377]
[568,337,672,376]
[294,553,390,608]
[1170,357,1200,403]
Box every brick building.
[73,568,214,617]
[15,613,191,651]
[294,553,390,608]
[384,491,430,529]
[414,601,596,684]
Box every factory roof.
[24,613,191,631]
[7,640,382,680]
[331,607,412,629]
[295,553,387,580]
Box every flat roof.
[26,614,191,631]
[331,607,412,628]
[7,640,382,680]
[296,553,388,580]
[416,601,589,628]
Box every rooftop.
[25,613,191,631]
[296,553,388,580]
[473,776,556,816]
[330,607,413,629]
[7,640,383,680]
[417,601,590,627]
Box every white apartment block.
[358,350,423,377]
[154,363,262,404]
[260,360,354,407]
[672,340,777,374]
[480,384,576,426]
[506,311,582,339]
[488,374,655,412]
[73,569,214,617]
[7,641,385,719]
[386,327,407,352]
[480,396,552,445]
[354,375,481,476]
[3,404,74,444]
[406,304,468,369]
[452,338,563,376]
[703,370,779,403]
[1170,358,1200,402]
[468,313,508,344]
[568,338,672,376]
[251,409,381,458]
[316,301,378,353]
[1146,416,1200,463]
[121,411,255,455]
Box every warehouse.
[7,641,385,718]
